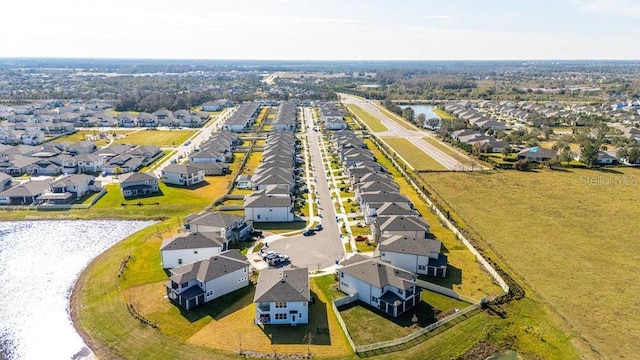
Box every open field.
[113,129,196,146]
[377,106,419,131]
[346,104,388,132]
[421,168,640,359]
[381,137,447,171]
[50,130,113,146]
[432,108,457,120]
[422,137,480,168]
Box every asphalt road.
[340,94,487,171]
[261,107,346,271]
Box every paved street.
[253,107,346,272]
[340,93,487,171]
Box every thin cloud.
[569,0,640,17]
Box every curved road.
[340,94,487,171]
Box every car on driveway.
[313,224,323,231]
[354,235,368,242]
[261,250,278,260]
[269,254,290,266]
[302,229,315,236]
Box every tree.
[579,140,600,167]
[558,148,575,165]
[628,146,640,164]
[501,145,512,159]
[424,117,440,130]
[402,107,415,122]
[416,112,426,126]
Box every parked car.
[261,250,278,260]
[313,224,323,231]
[302,229,315,236]
[251,229,264,238]
[354,235,368,242]
[269,254,290,266]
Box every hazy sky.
[3,0,639,60]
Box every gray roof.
[375,202,419,217]
[378,235,442,257]
[169,249,248,284]
[185,211,243,229]
[376,215,429,232]
[0,179,52,197]
[50,174,94,188]
[162,164,205,176]
[340,256,416,291]
[254,267,310,303]
[119,171,157,184]
[161,231,225,251]
[244,193,292,208]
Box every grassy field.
[432,108,457,120]
[377,106,419,131]
[365,139,503,300]
[381,137,447,171]
[51,130,113,146]
[421,168,640,359]
[113,129,196,147]
[346,104,388,132]
[422,137,481,168]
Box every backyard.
[421,168,640,359]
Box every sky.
[3,0,640,60]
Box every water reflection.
[0,220,155,360]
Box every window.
[178,258,183,265]
[302,302,307,307]
[418,265,426,271]
[181,282,189,288]
[381,252,386,257]
[243,267,247,273]
[257,215,261,220]
[372,296,379,303]
[275,313,287,320]
[275,302,287,308]
[194,249,198,254]
[207,290,214,296]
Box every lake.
[399,104,441,119]
[0,220,156,360]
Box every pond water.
[399,104,441,119]
[0,220,156,360]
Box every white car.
[261,250,278,260]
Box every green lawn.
[346,104,388,132]
[432,108,457,120]
[113,129,196,147]
[50,130,112,146]
[422,137,480,168]
[364,139,503,300]
[421,168,640,359]
[377,106,419,131]
[381,137,447,171]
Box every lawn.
[346,104,388,132]
[364,139,503,300]
[421,168,640,359]
[377,106,419,131]
[381,137,447,171]
[50,130,111,146]
[113,129,196,147]
[422,137,480,168]
[432,108,457,120]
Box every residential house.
[183,211,252,246]
[0,172,12,192]
[254,267,310,325]
[37,174,96,204]
[0,178,52,205]
[161,164,206,187]
[118,172,159,198]
[165,250,249,310]
[372,215,430,243]
[378,236,448,277]
[517,146,557,162]
[244,190,294,222]
[189,162,229,176]
[160,231,226,269]
[338,254,421,317]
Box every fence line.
[365,133,510,294]
[355,302,481,353]
[415,279,478,304]
[331,295,358,352]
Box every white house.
[254,267,310,325]
[183,211,252,246]
[378,235,448,277]
[244,192,294,222]
[338,254,421,317]
[165,250,249,310]
[161,164,206,187]
[160,231,226,269]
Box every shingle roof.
[169,249,248,284]
[160,231,225,251]
[378,235,442,257]
[254,267,310,303]
[340,256,416,291]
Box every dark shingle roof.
[160,231,225,251]
[169,249,248,284]
[340,257,416,291]
[254,267,310,303]
[378,235,442,256]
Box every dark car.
[302,229,315,236]
[313,224,323,231]
[251,229,264,238]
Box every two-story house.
[254,267,310,326]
